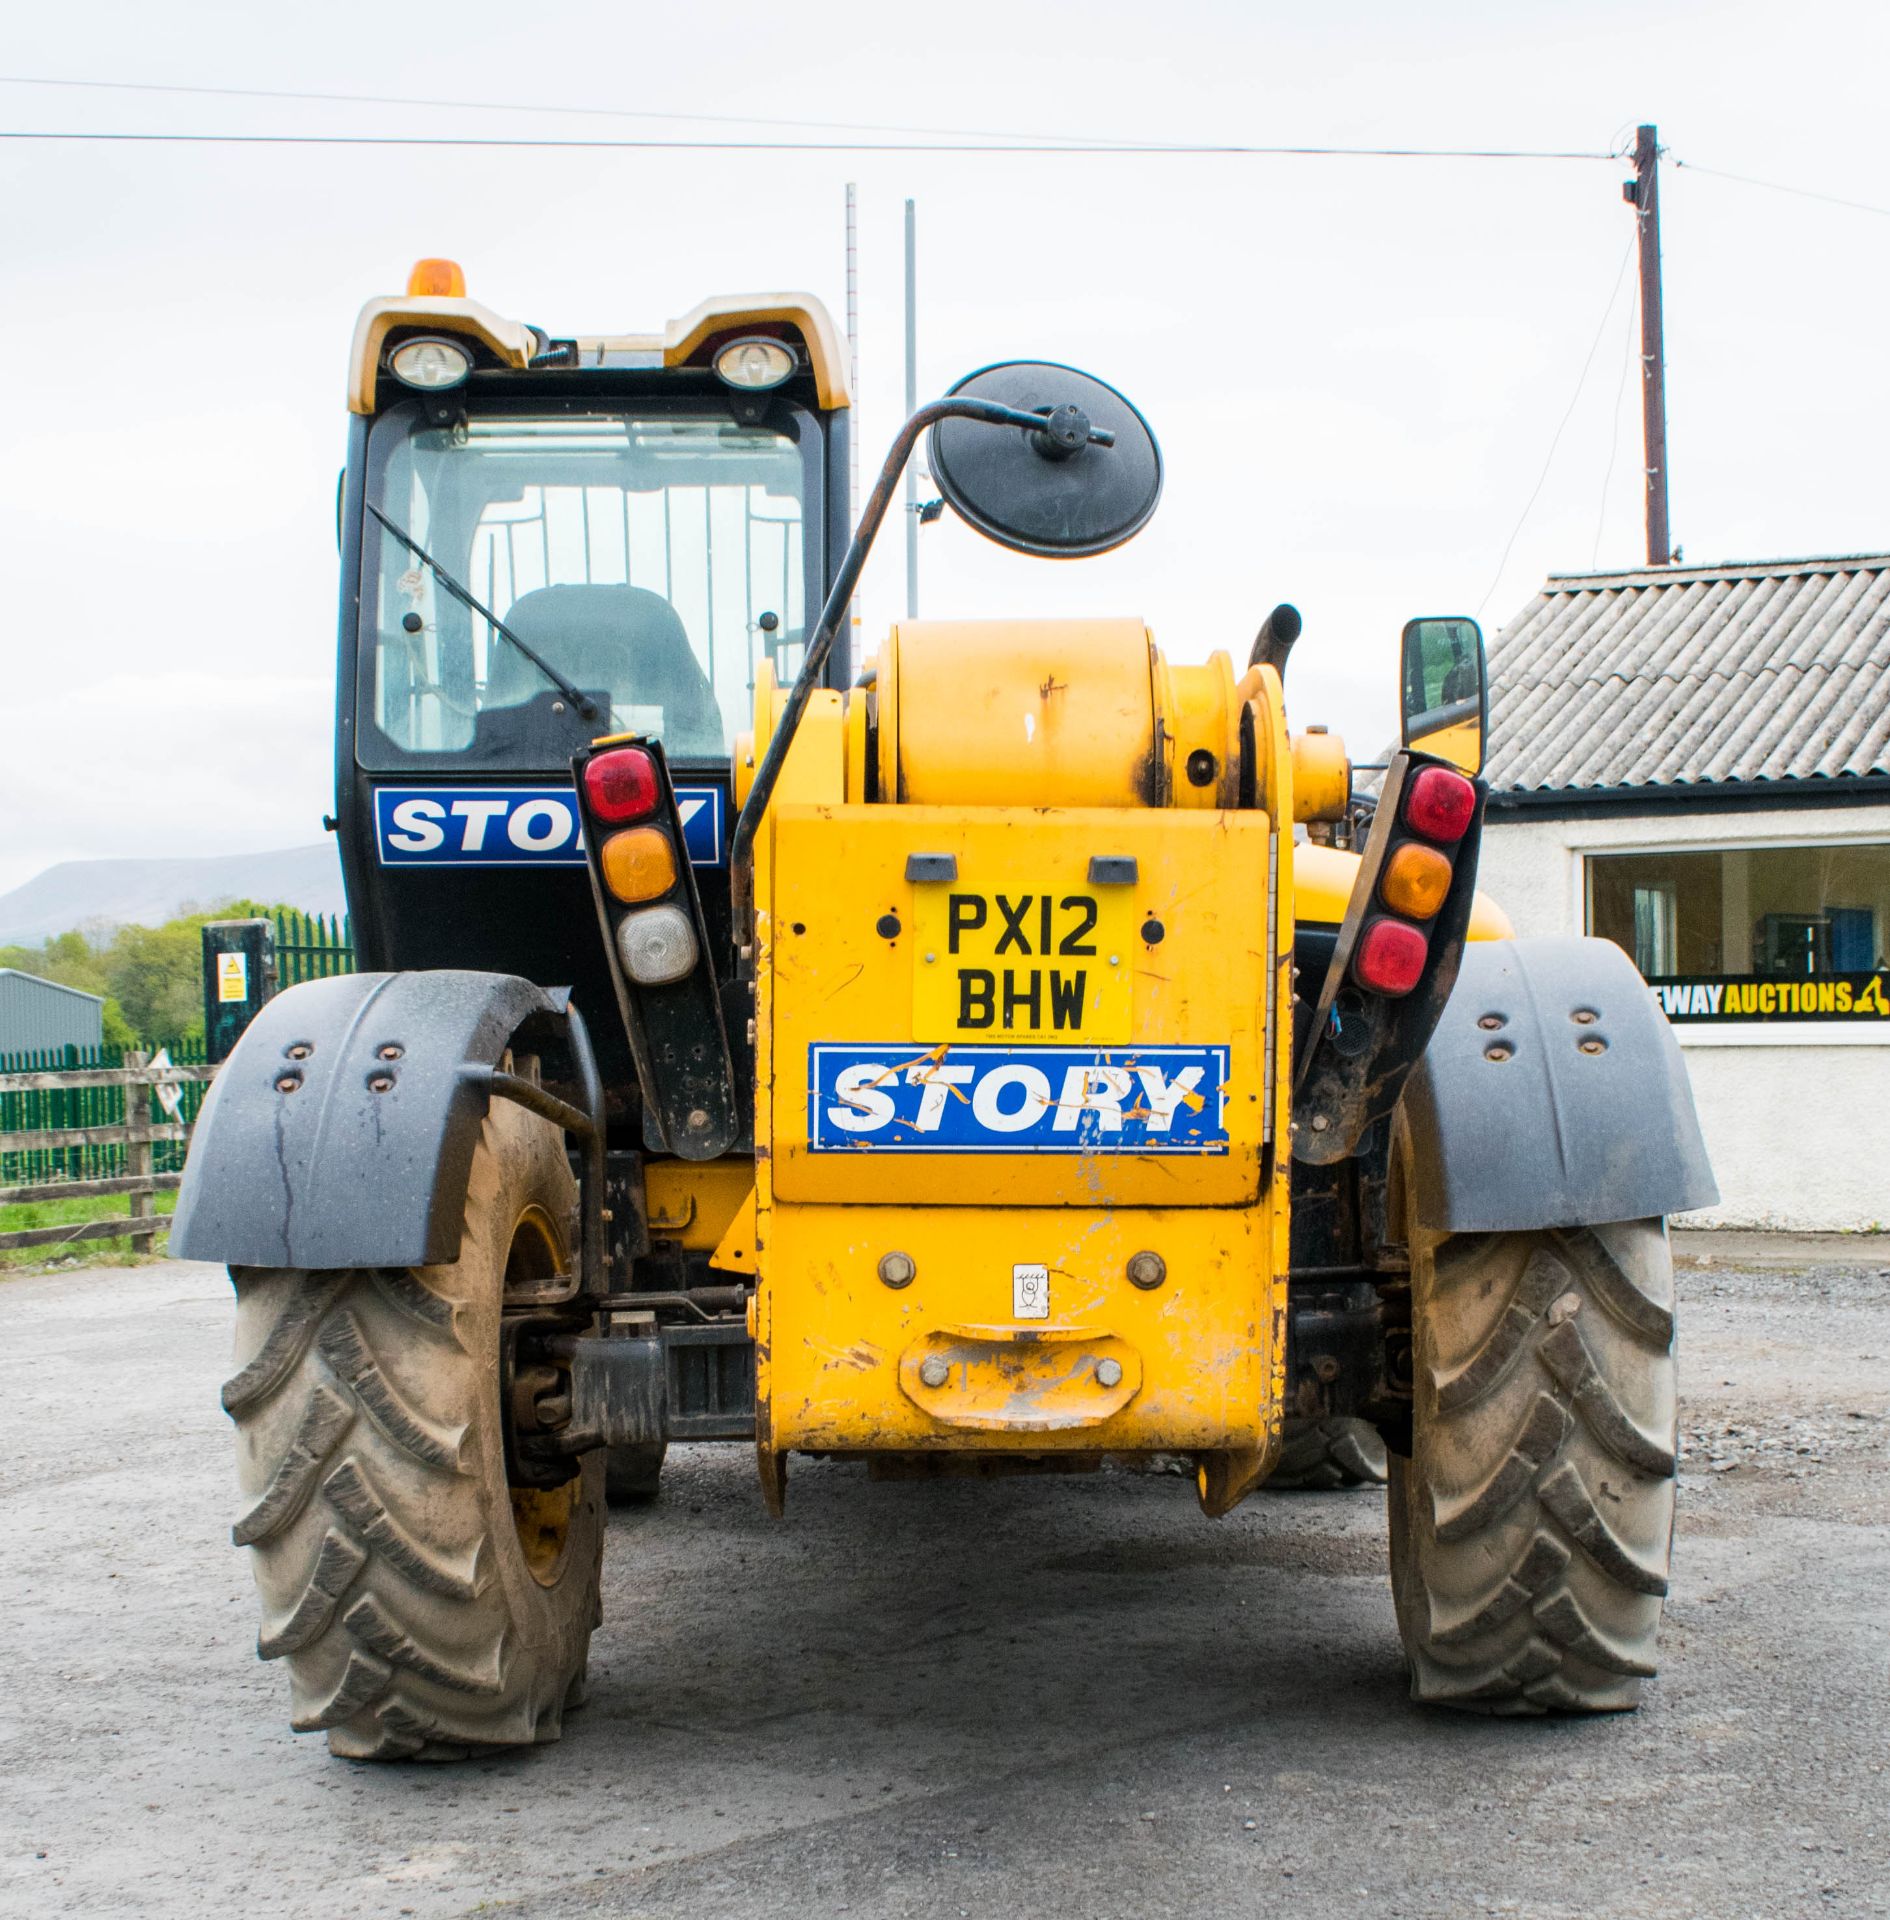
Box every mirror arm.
[728,396,1113,943]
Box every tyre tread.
[1391,1218,1677,1716]
[226,1103,602,1762]
[230,1384,353,1546]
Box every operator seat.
[485,584,727,757]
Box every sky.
[3,0,1888,895]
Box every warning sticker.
[216,952,249,1004]
[1013,1263,1050,1320]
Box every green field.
[0,1188,180,1271]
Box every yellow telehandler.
[174,265,1714,1757]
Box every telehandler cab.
[174,262,1715,1759]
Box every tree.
[4,899,305,1048]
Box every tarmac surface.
[3,1244,1886,1919]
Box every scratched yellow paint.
[759,1203,1272,1453]
[747,623,1301,1508]
[766,806,1270,1208]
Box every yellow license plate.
[912,887,1135,1042]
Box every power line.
[1478,228,1638,617]
[0,127,1617,159]
[0,72,1160,147]
[1672,157,1890,222]
[0,73,1619,159]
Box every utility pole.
[904,198,919,619]
[1625,122,1671,566]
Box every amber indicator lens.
[600,827,677,904]
[1379,843,1453,920]
[585,747,660,824]
[1352,917,1429,996]
[1401,765,1476,842]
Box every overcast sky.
[3,0,1886,895]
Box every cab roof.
[348,288,851,414]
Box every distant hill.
[0,845,347,945]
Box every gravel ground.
[2,1246,1885,1920]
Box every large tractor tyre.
[221,1099,605,1761]
[605,1443,668,1506]
[1388,1218,1677,1715]
[1266,1416,1389,1491]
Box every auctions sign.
[1649,972,1890,1025]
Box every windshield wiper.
[367,503,600,723]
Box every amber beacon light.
[406,257,468,297]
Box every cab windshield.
[356,397,820,769]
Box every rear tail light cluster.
[1351,762,1478,999]
[581,745,700,984]
[585,746,662,823]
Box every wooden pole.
[124,1050,155,1256]
[1629,123,1672,565]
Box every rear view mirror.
[928,361,1163,558]
[1400,616,1486,776]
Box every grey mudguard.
[1403,936,1717,1233]
[171,970,559,1270]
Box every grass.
[0,1187,180,1272]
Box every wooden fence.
[0,1048,217,1256]
[0,909,352,1258]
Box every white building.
[1476,553,1890,1232]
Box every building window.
[1587,842,1890,1028]
[1631,883,1677,978]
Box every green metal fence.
[0,1039,210,1190]
[272,908,355,988]
[0,911,353,1214]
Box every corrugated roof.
[0,968,103,1005]
[1485,552,1890,794]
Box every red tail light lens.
[1402,766,1476,843]
[584,747,660,824]
[1353,917,1429,996]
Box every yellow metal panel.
[644,1158,754,1250]
[1468,892,1515,940]
[1295,843,1365,924]
[764,805,1269,1208]
[735,663,845,811]
[1159,654,1242,809]
[759,1202,1273,1455]
[1290,731,1351,821]
[710,1186,759,1274]
[886,620,1157,807]
[844,673,872,801]
[874,635,901,805]
[909,886,1137,1044]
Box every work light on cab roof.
[387,336,472,391]
[713,336,797,390]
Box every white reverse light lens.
[713,336,795,391]
[389,337,473,390]
[616,904,699,985]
